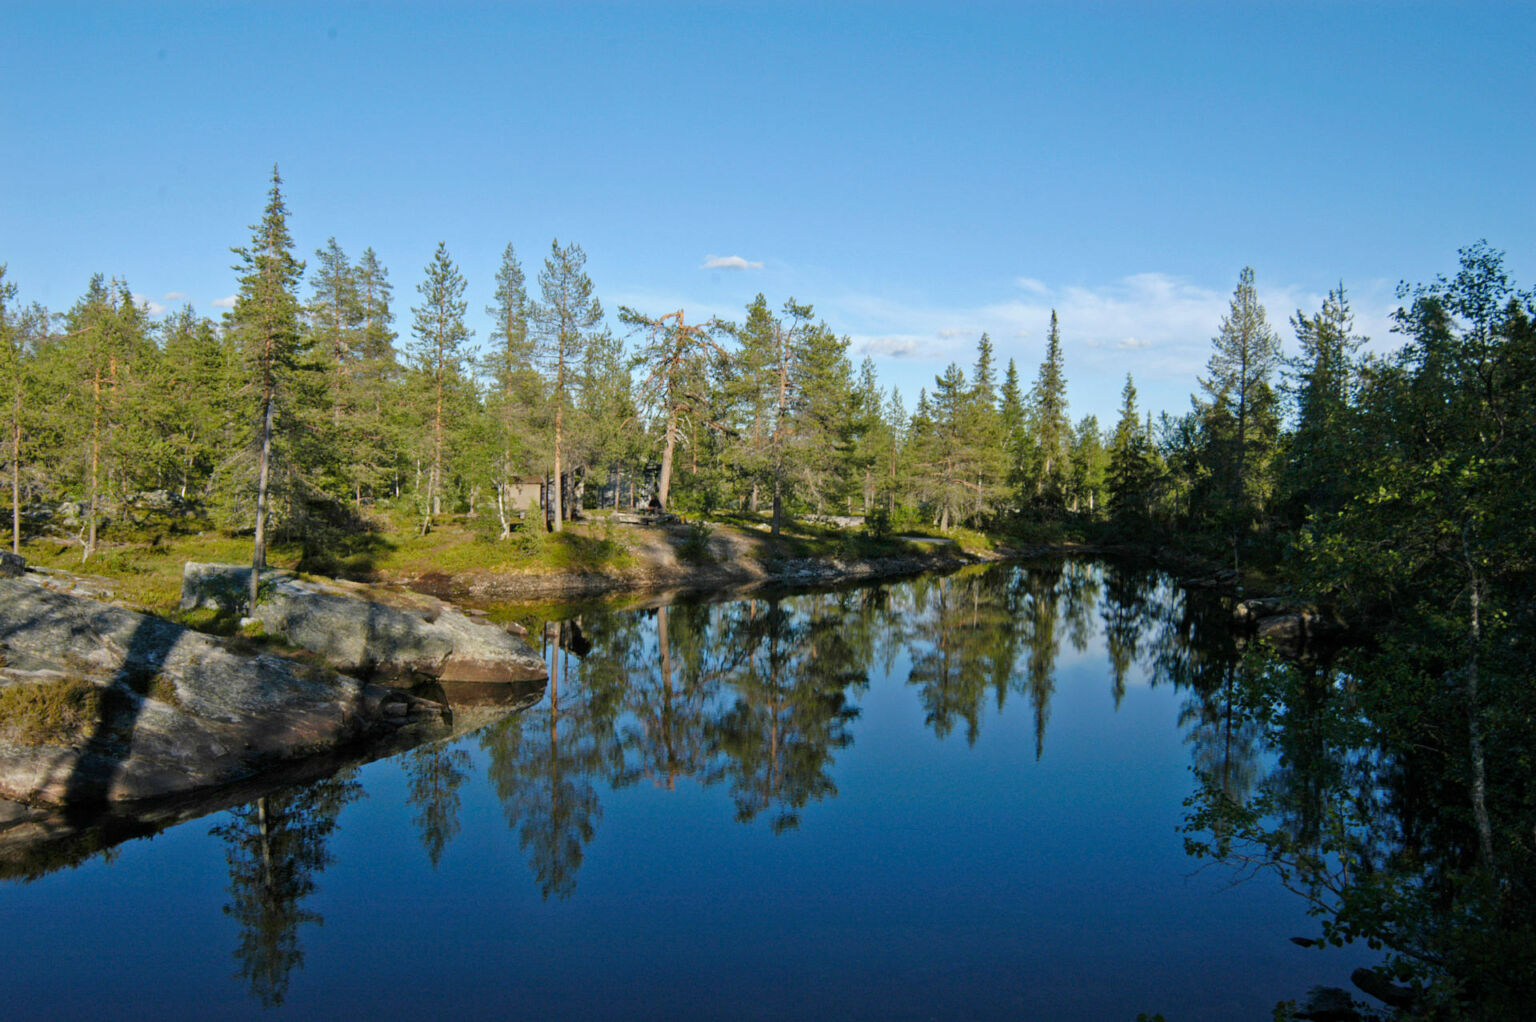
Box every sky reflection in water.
[0,560,1372,1019]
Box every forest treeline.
[1,171,1532,606]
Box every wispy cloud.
[131,293,169,316]
[210,295,236,309]
[163,290,187,301]
[824,271,1403,418]
[858,336,929,359]
[701,254,764,271]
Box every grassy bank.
[15,506,1007,620]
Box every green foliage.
[863,504,891,539]
[678,520,714,564]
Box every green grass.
[15,501,1006,622]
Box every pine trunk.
[552,402,564,532]
[658,408,677,510]
[251,392,274,611]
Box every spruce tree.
[353,247,400,502]
[999,357,1026,491]
[966,334,1007,522]
[1199,266,1281,567]
[1282,283,1363,524]
[1026,310,1071,510]
[230,165,305,608]
[1107,373,1159,523]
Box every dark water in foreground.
[1,560,1371,1019]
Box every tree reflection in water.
[480,619,610,900]
[474,561,1220,895]
[197,557,1530,1011]
[210,772,361,1007]
[406,743,471,868]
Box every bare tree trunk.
[1464,536,1494,870]
[431,381,443,517]
[658,408,677,510]
[771,472,782,537]
[552,401,564,532]
[251,392,274,611]
[9,398,19,555]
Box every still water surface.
[2,560,1370,1019]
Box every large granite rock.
[0,576,440,806]
[180,563,547,684]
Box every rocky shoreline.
[0,561,549,812]
[395,535,1071,603]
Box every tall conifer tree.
[532,240,602,532]
[230,165,305,608]
[409,242,471,523]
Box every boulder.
[0,551,23,578]
[0,575,441,806]
[180,563,547,684]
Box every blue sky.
[3,1,1531,423]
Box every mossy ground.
[0,677,102,745]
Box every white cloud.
[817,271,1405,421]
[210,295,236,309]
[701,254,764,271]
[163,290,187,301]
[856,335,945,359]
[1016,277,1050,295]
[131,293,168,316]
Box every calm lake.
[1,559,1371,1019]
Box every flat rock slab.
[0,576,436,806]
[180,563,547,684]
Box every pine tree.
[620,307,720,510]
[531,240,602,532]
[0,266,37,553]
[722,294,778,515]
[230,165,305,608]
[485,242,541,534]
[408,242,472,523]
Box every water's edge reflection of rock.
[0,677,546,882]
